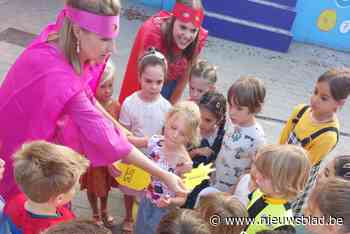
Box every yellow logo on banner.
[182,163,215,190]
[317,9,337,32]
[114,162,151,191]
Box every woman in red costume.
[119,0,208,104]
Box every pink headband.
[64,5,119,39]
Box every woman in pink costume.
[0,0,187,201]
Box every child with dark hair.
[280,68,350,216]
[157,208,210,234]
[183,91,226,208]
[318,155,350,183]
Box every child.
[197,192,248,234]
[157,208,211,234]
[0,158,13,234]
[80,60,120,227]
[134,101,200,234]
[199,76,266,199]
[279,68,350,216]
[119,0,208,104]
[3,141,89,234]
[42,220,112,234]
[317,155,350,183]
[119,48,172,232]
[183,91,226,208]
[245,144,310,234]
[188,60,217,103]
[305,177,350,234]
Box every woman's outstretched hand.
[163,172,188,196]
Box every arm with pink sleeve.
[64,91,132,166]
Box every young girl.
[119,48,172,232]
[245,144,310,234]
[318,155,350,183]
[119,0,208,104]
[183,91,226,208]
[197,192,248,234]
[280,68,350,216]
[157,208,211,234]
[134,101,200,234]
[188,60,217,103]
[80,60,120,227]
[305,178,350,234]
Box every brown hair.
[198,91,226,127]
[197,192,248,234]
[163,0,203,63]
[42,220,112,234]
[13,141,89,203]
[190,59,218,85]
[157,208,210,234]
[254,144,311,200]
[138,48,168,80]
[309,178,350,232]
[59,0,121,74]
[166,101,201,147]
[318,68,350,101]
[227,76,266,114]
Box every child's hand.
[157,195,171,208]
[107,164,122,178]
[176,161,193,175]
[0,159,4,181]
[194,147,214,158]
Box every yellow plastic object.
[317,9,337,32]
[182,163,215,190]
[114,161,151,191]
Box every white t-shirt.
[212,120,265,192]
[119,92,172,138]
[233,174,251,207]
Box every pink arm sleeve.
[64,91,132,166]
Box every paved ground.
[1,0,350,233]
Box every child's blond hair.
[197,192,248,234]
[157,208,210,234]
[100,59,116,85]
[227,76,266,114]
[255,144,310,200]
[166,101,201,147]
[13,140,89,203]
[190,59,218,85]
[42,220,112,234]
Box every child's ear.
[337,98,346,108]
[51,193,65,206]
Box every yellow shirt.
[279,104,339,165]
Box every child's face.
[199,107,218,136]
[317,159,335,185]
[0,159,5,181]
[96,79,114,103]
[139,64,164,101]
[255,169,275,196]
[228,99,255,127]
[164,113,189,148]
[189,77,212,103]
[172,19,198,50]
[310,81,341,117]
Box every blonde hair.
[309,178,350,232]
[13,141,89,203]
[166,101,201,147]
[58,0,121,74]
[190,60,218,85]
[255,144,311,200]
[197,192,248,234]
[227,76,266,113]
[157,208,210,234]
[100,59,116,85]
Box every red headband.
[172,3,204,28]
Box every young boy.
[4,141,89,234]
[42,220,112,234]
